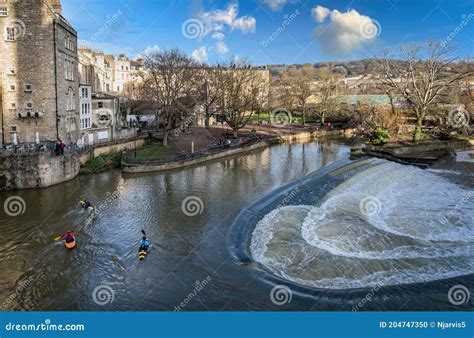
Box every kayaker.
[62,230,77,243]
[139,236,150,251]
[82,199,91,209]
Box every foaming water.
[250,161,474,289]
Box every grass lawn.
[133,143,171,159]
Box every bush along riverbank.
[80,152,122,174]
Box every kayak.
[139,247,149,260]
[79,201,94,210]
[64,237,76,249]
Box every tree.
[282,65,314,125]
[380,42,473,141]
[196,65,224,129]
[217,61,268,137]
[315,67,338,125]
[140,49,197,146]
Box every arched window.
[66,87,75,111]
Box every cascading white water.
[250,161,474,289]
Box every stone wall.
[0,138,145,189]
[0,152,80,190]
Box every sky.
[62,0,474,65]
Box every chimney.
[46,0,62,14]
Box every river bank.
[122,126,355,173]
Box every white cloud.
[199,3,256,35]
[311,6,381,56]
[312,5,331,22]
[212,32,225,40]
[191,46,208,63]
[193,3,255,57]
[140,45,161,57]
[264,0,297,11]
[216,41,229,55]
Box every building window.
[65,60,74,80]
[98,101,104,108]
[7,67,15,75]
[11,126,17,132]
[25,84,32,92]
[8,84,15,92]
[5,26,15,41]
[0,7,7,16]
[9,103,16,110]
[25,102,33,110]
[66,87,75,111]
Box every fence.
[0,135,146,157]
[125,137,263,165]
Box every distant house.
[337,95,409,108]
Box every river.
[0,140,472,311]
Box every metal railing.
[0,135,146,157]
[125,137,263,165]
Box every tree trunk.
[233,129,238,138]
[302,108,306,125]
[205,115,210,129]
[321,111,325,125]
[163,128,168,146]
[413,116,422,141]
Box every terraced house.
[0,0,79,145]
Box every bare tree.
[381,42,473,141]
[282,65,314,125]
[196,65,224,129]
[315,67,338,125]
[217,61,268,137]
[140,49,197,146]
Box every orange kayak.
[64,237,76,249]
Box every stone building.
[78,47,113,93]
[0,0,80,145]
[78,48,144,95]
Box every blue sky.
[62,0,474,65]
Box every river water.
[0,141,472,311]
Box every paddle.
[54,228,77,241]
